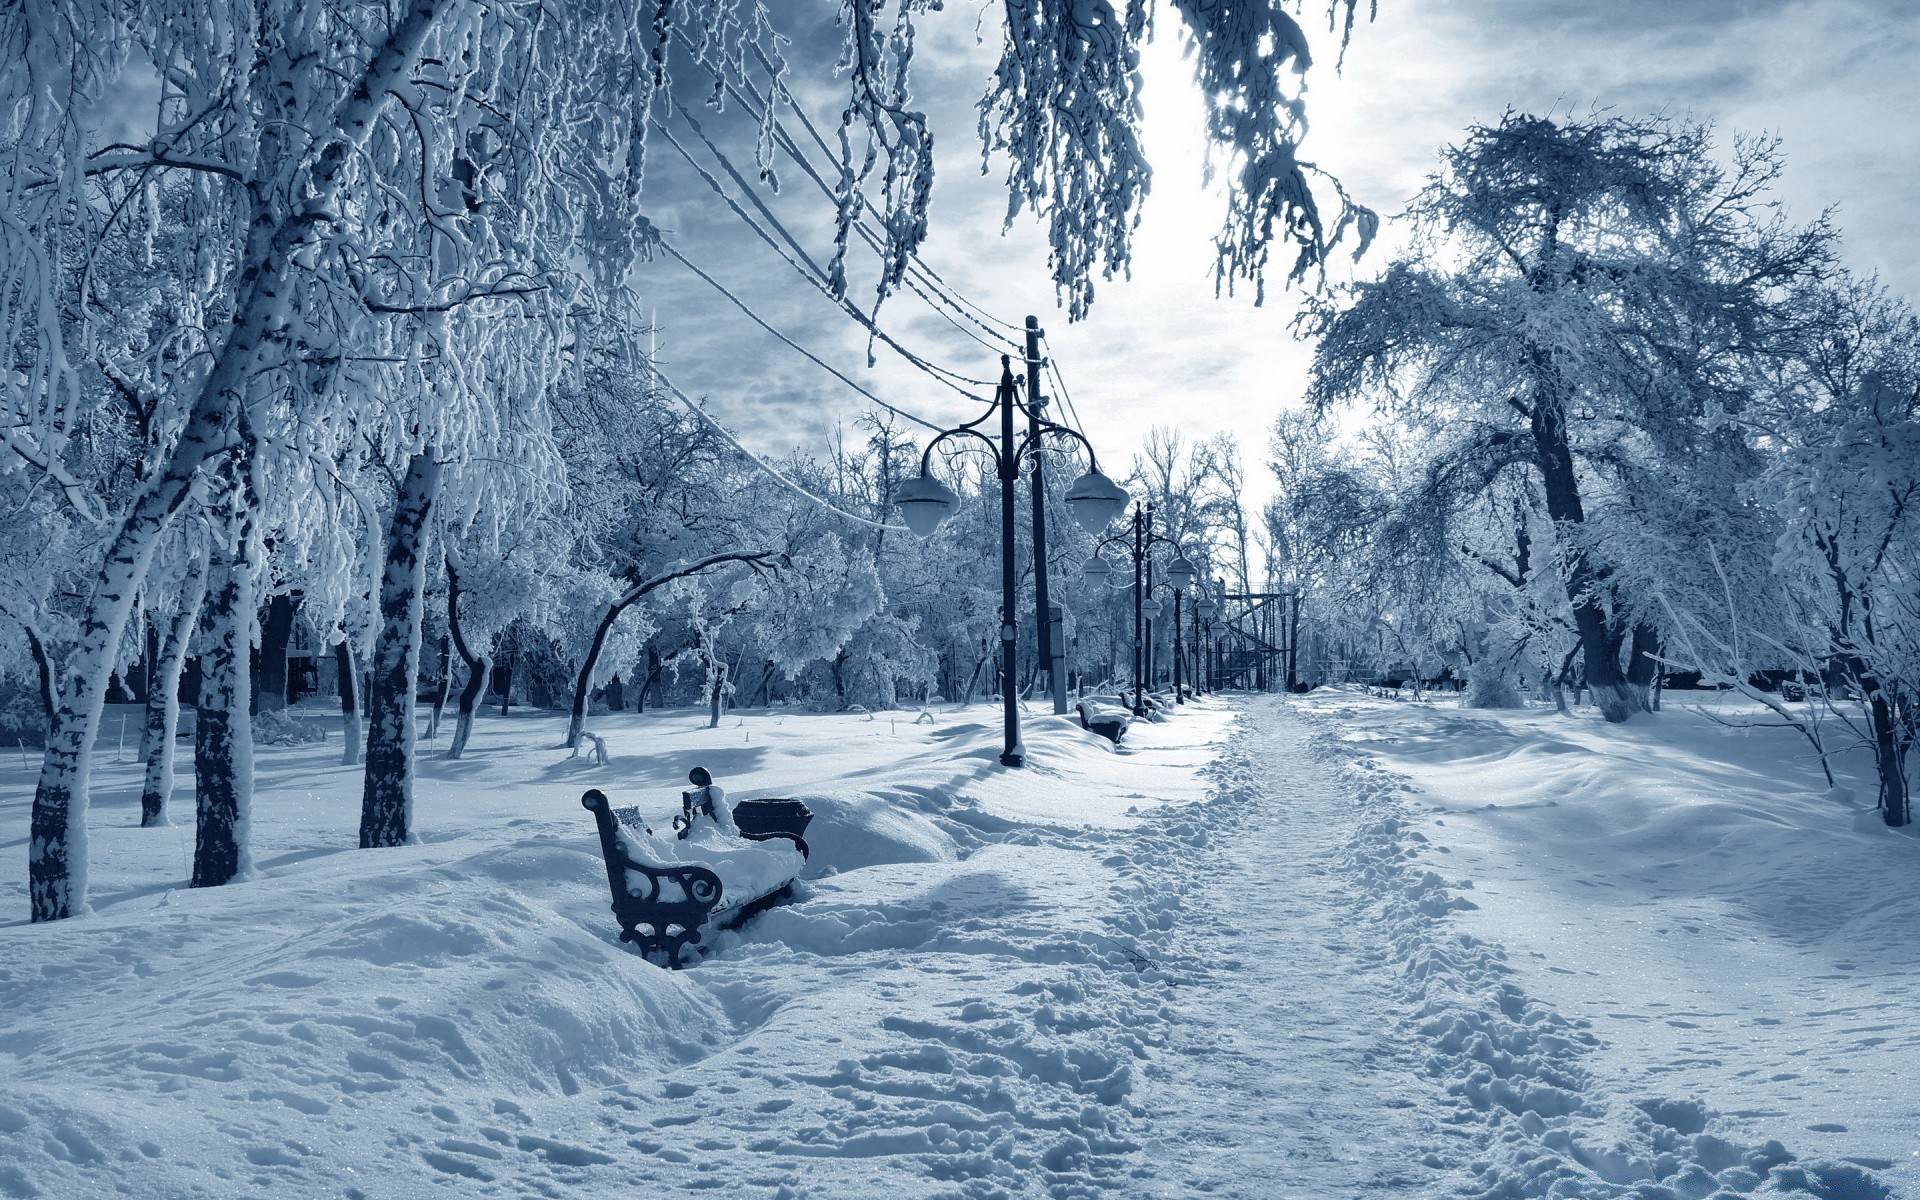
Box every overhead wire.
[657,102,998,395]
[653,365,911,533]
[746,40,1025,338]
[672,29,1024,353]
[653,237,945,434]
[1040,333,1089,441]
[648,36,1102,475]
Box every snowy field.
[0,694,1910,1198]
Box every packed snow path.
[1131,700,1439,1196]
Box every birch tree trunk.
[24,0,455,921]
[192,500,256,889]
[140,550,208,828]
[359,453,442,849]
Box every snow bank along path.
[1293,690,1905,1200]
[0,695,1900,1197]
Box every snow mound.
[786,790,959,875]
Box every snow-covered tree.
[1304,113,1830,722]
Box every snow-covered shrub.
[1464,659,1527,709]
[252,710,327,746]
[0,689,46,749]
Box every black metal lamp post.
[895,356,1126,768]
[1193,591,1217,695]
[1082,503,1197,715]
[1165,554,1196,702]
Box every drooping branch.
[564,549,783,747]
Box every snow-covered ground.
[0,693,1909,1198]
[1303,687,1917,1198]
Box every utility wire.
[653,366,910,533]
[658,103,998,395]
[761,63,1026,344]
[1039,331,1089,440]
[672,29,1024,352]
[654,236,945,434]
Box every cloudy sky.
[636,1,1920,516]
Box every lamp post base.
[999,750,1024,768]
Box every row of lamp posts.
[1081,503,1216,715]
[892,327,1221,767]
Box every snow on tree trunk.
[23,0,455,921]
[192,501,256,890]
[448,655,488,760]
[358,453,441,849]
[567,602,630,750]
[1625,623,1661,709]
[336,640,362,767]
[707,659,728,729]
[140,552,207,828]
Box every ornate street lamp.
[1083,503,1201,715]
[898,355,1120,768]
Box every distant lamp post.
[898,355,1119,768]
[1165,556,1195,702]
[1083,503,1198,715]
[1193,592,1218,694]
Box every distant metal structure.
[1219,587,1301,691]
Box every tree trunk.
[1528,381,1634,723]
[496,650,514,717]
[359,452,441,849]
[336,640,362,766]
[445,564,487,760]
[565,552,771,747]
[1867,691,1909,827]
[568,603,631,749]
[1852,663,1912,827]
[639,645,661,712]
[192,503,255,889]
[707,659,728,729]
[141,551,208,828]
[1625,622,1660,709]
[24,0,454,921]
[253,593,298,713]
[427,634,451,739]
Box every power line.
[670,30,1024,353]
[657,103,999,396]
[654,236,947,434]
[654,366,910,533]
[1039,331,1089,441]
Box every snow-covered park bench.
[581,769,812,968]
[1076,697,1133,744]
